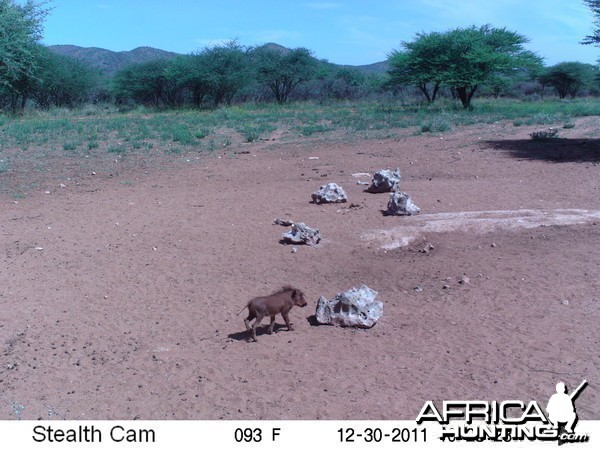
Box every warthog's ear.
[292,289,297,299]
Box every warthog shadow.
[228,322,293,341]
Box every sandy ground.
[1,118,599,420]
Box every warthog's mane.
[276,285,302,295]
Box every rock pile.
[364,167,421,216]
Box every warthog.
[238,286,307,342]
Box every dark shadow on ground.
[484,138,600,163]
[227,330,251,341]
[227,323,291,341]
[306,315,321,326]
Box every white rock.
[386,191,421,216]
[367,168,401,193]
[316,285,383,328]
[281,222,321,246]
[311,183,348,204]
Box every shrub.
[530,128,559,140]
[420,113,453,133]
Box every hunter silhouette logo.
[546,380,588,443]
[416,380,590,443]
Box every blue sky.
[39,0,600,66]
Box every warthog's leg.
[244,310,256,331]
[282,311,293,331]
[268,315,276,334]
[251,312,265,342]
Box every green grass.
[62,141,79,151]
[420,112,454,133]
[107,144,126,154]
[2,97,600,198]
[297,122,334,136]
[194,129,210,139]
[1,97,600,156]
[237,121,277,142]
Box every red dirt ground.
[1,119,599,420]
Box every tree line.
[111,42,386,109]
[2,0,600,114]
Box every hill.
[47,45,179,74]
[47,44,388,76]
[259,42,389,75]
[352,60,389,75]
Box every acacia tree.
[0,0,48,112]
[387,31,449,103]
[484,74,514,98]
[196,41,250,106]
[113,59,183,107]
[166,54,210,107]
[253,47,317,103]
[538,62,599,99]
[583,0,600,45]
[326,66,369,100]
[31,47,97,108]
[388,25,543,108]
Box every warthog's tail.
[236,304,249,316]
